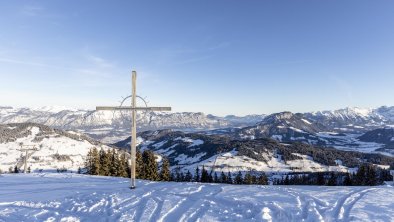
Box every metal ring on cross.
[114,95,150,124]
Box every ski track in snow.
[0,174,393,222]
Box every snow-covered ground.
[0,174,393,222]
[0,126,112,172]
[179,150,353,174]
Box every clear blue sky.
[0,1,393,116]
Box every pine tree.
[227,172,233,184]
[160,158,171,181]
[208,171,213,183]
[118,152,128,177]
[327,172,337,186]
[194,166,200,182]
[220,171,227,183]
[343,173,353,186]
[316,172,325,185]
[170,172,176,181]
[200,166,209,183]
[77,167,82,174]
[14,165,19,173]
[85,149,93,174]
[142,150,158,181]
[234,171,243,184]
[366,165,378,186]
[175,170,181,182]
[257,172,268,185]
[99,149,111,176]
[136,150,142,179]
[355,164,367,185]
[110,149,119,177]
[179,172,185,182]
[244,172,253,184]
[185,170,192,182]
[213,172,219,183]
[91,148,101,175]
[284,175,290,185]
[27,167,31,173]
[251,175,257,184]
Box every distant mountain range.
[1,106,394,143]
[0,106,265,143]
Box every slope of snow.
[180,150,349,174]
[0,173,392,222]
[0,125,112,172]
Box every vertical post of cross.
[131,71,137,189]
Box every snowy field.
[0,174,393,222]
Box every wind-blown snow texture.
[0,174,393,222]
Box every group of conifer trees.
[84,148,171,181]
[171,166,269,185]
[84,148,392,187]
[274,164,392,186]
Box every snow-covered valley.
[0,173,393,222]
[0,123,113,173]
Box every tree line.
[83,148,270,185]
[274,164,393,186]
[171,166,269,185]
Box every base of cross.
[130,186,136,190]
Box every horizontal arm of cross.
[96,106,172,111]
[17,148,38,151]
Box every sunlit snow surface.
[0,174,393,222]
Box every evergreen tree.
[8,166,13,174]
[179,172,185,182]
[227,172,233,184]
[257,173,268,185]
[85,149,93,174]
[170,172,176,181]
[366,165,378,186]
[118,152,128,177]
[175,170,181,182]
[284,175,290,185]
[327,172,337,186]
[343,173,353,186]
[27,167,31,173]
[316,172,325,185]
[355,164,367,185]
[185,170,192,182]
[91,147,100,175]
[213,172,219,183]
[99,149,111,176]
[251,175,257,184]
[207,171,213,183]
[136,150,142,179]
[77,167,82,174]
[200,166,209,183]
[14,165,19,173]
[194,167,200,182]
[110,149,119,176]
[220,171,227,183]
[234,171,243,184]
[160,158,171,181]
[142,150,158,181]
[244,172,253,184]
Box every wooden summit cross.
[96,71,171,189]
